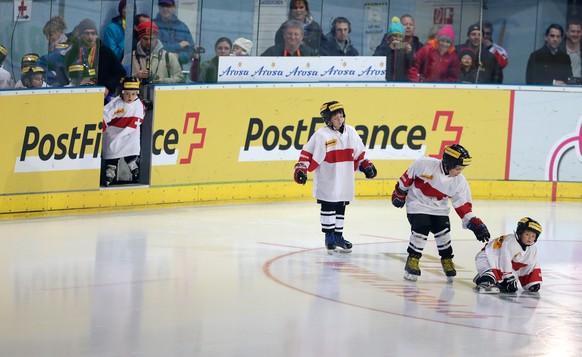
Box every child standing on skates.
[391,144,490,281]
[293,101,377,253]
[102,76,145,186]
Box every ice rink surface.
[1,199,581,356]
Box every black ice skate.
[325,232,352,254]
[474,274,500,294]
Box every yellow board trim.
[1,180,581,219]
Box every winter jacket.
[37,33,70,86]
[526,45,572,85]
[274,16,325,51]
[261,44,318,57]
[456,42,503,83]
[408,39,459,83]
[102,16,125,61]
[385,44,414,82]
[374,34,423,57]
[132,40,184,85]
[154,13,195,65]
[198,56,220,83]
[319,32,358,56]
[64,38,126,93]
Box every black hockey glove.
[293,163,307,185]
[499,276,518,293]
[359,159,377,179]
[528,283,540,292]
[391,183,407,208]
[468,217,490,242]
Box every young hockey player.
[391,144,490,282]
[474,217,543,294]
[102,76,145,186]
[293,100,377,254]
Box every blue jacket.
[37,36,70,86]
[102,16,125,61]
[154,14,195,65]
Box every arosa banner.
[150,84,510,186]
[217,56,386,82]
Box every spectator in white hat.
[231,37,253,56]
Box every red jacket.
[408,39,459,82]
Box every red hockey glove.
[391,183,407,208]
[468,217,490,242]
[359,159,377,179]
[293,163,307,185]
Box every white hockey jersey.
[298,125,366,202]
[479,233,542,289]
[102,96,145,160]
[396,157,475,227]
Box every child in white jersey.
[102,76,145,186]
[474,217,543,294]
[293,101,377,254]
[391,144,490,282]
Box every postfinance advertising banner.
[151,85,511,186]
[0,89,103,194]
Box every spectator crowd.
[1,0,581,90]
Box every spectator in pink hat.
[407,24,459,82]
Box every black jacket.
[64,38,126,92]
[319,32,358,56]
[457,42,503,83]
[526,45,572,85]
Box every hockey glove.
[499,276,518,293]
[528,283,541,292]
[467,217,490,242]
[391,183,407,208]
[359,159,377,179]
[293,163,307,185]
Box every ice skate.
[403,254,421,281]
[127,159,139,182]
[325,232,352,254]
[105,165,116,186]
[325,232,336,255]
[474,273,500,294]
[441,257,457,283]
[333,232,352,254]
[477,282,500,294]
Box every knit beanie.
[77,18,98,34]
[458,47,476,62]
[467,23,481,36]
[437,25,455,43]
[386,16,405,37]
[118,0,127,15]
[138,21,159,38]
[233,37,253,54]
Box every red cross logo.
[18,1,27,17]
